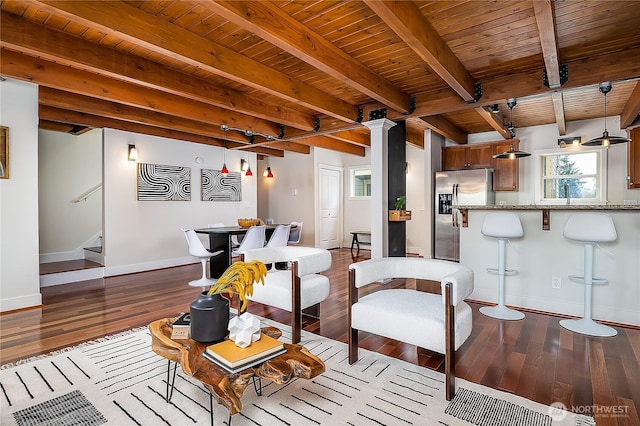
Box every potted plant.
[190,260,267,343]
[389,196,412,221]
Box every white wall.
[103,129,257,276]
[39,128,102,261]
[257,151,316,246]
[0,79,42,312]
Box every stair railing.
[73,183,102,203]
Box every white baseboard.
[40,267,105,287]
[40,250,76,263]
[0,292,43,312]
[104,257,195,277]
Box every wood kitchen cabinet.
[492,140,519,191]
[442,143,492,170]
[629,127,640,189]
[442,139,520,191]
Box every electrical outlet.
[552,276,561,289]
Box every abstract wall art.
[201,169,242,201]
[137,163,191,201]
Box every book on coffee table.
[170,312,190,340]
[204,334,285,372]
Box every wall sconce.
[241,159,252,177]
[263,166,274,178]
[558,136,581,148]
[128,144,138,161]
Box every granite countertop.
[454,204,640,211]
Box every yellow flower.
[207,260,268,312]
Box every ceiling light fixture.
[492,98,531,159]
[263,166,274,178]
[582,82,631,147]
[220,126,229,176]
[489,104,500,114]
[243,157,253,177]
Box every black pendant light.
[492,98,531,159]
[582,82,631,147]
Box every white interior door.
[318,166,342,249]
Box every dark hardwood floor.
[2,249,638,425]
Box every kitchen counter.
[454,204,639,229]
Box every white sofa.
[240,246,332,343]
[348,257,474,400]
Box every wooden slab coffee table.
[149,318,325,422]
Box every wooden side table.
[149,318,324,423]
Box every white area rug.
[1,317,593,425]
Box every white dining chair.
[181,229,223,289]
[288,221,303,245]
[266,225,291,248]
[232,225,266,257]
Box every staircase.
[39,245,105,287]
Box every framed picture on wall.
[0,126,8,179]
[201,169,242,201]
[137,163,191,201]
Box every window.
[350,167,371,197]
[536,149,606,203]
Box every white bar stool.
[479,212,525,320]
[560,213,617,337]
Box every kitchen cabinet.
[442,143,492,170]
[442,140,519,191]
[492,140,519,191]
[629,127,640,189]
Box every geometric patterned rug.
[1,317,594,425]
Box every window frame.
[349,166,372,199]
[533,147,607,205]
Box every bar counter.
[455,204,639,230]
[457,206,639,326]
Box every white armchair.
[241,246,332,343]
[348,257,474,400]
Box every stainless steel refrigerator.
[434,168,495,261]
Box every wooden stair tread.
[39,259,103,275]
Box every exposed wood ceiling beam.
[551,92,567,135]
[39,119,91,135]
[365,0,478,103]
[204,1,412,114]
[327,130,371,147]
[293,136,366,157]
[0,11,316,132]
[372,47,640,120]
[1,50,280,140]
[532,0,562,89]
[259,142,311,155]
[474,107,511,140]
[35,0,359,123]
[405,125,425,149]
[419,115,468,144]
[621,82,640,129]
[532,0,567,135]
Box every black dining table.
[194,225,285,278]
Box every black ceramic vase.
[189,292,230,343]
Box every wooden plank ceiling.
[1,0,639,157]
